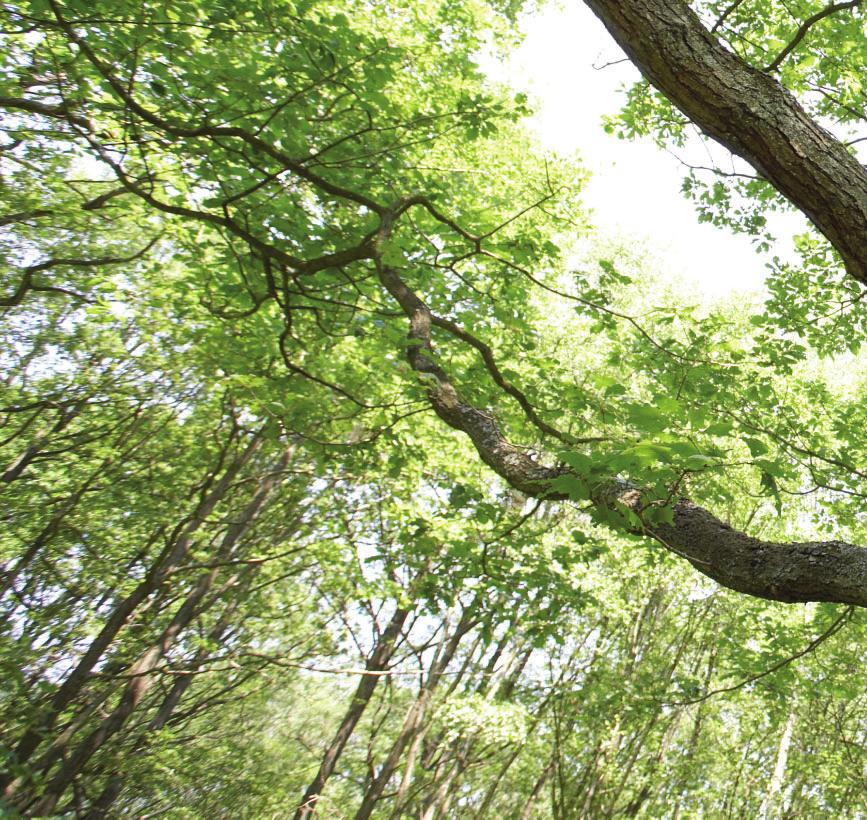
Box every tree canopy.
[1,0,867,816]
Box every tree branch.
[429,313,603,445]
[375,247,867,607]
[46,0,386,215]
[582,0,867,283]
[666,604,855,706]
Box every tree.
[2,0,867,813]
[586,0,867,282]
[4,0,866,607]
[373,0,867,606]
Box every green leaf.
[378,239,405,267]
[559,451,594,474]
[685,454,715,470]
[549,474,591,500]
[704,421,734,436]
[744,437,769,457]
[760,470,783,516]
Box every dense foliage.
[1,0,866,816]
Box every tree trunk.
[6,432,279,809]
[519,753,556,820]
[2,429,258,796]
[759,711,796,819]
[354,607,475,820]
[293,603,410,820]
[81,591,247,816]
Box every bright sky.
[484,2,809,298]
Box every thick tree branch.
[376,249,867,607]
[377,258,560,496]
[582,0,867,283]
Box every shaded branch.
[711,0,747,33]
[667,605,855,705]
[0,209,53,227]
[46,0,386,215]
[430,313,604,446]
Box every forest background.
[2,0,867,816]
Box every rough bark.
[375,259,867,607]
[581,0,867,283]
